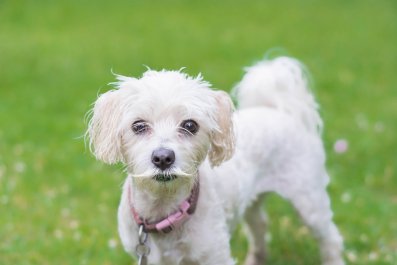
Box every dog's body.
[88,57,344,265]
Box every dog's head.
[87,70,235,189]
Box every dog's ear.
[208,90,236,167]
[87,89,125,164]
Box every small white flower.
[368,251,378,261]
[14,161,26,173]
[69,220,79,230]
[73,231,82,241]
[54,229,63,239]
[108,238,118,249]
[341,192,352,203]
[45,189,57,199]
[346,250,357,262]
[61,208,71,217]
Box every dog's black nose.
[151,148,175,170]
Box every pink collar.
[128,178,200,234]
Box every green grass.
[1,0,396,264]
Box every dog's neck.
[128,175,197,223]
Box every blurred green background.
[1,0,396,264]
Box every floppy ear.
[87,90,125,164]
[208,90,236,167]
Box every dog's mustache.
[131,168,195,178]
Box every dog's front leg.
[180,215,235,265]
[117,188,140,257]
[199,244,235,265]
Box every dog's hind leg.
[281,185,344,265]
[243,194,267,265]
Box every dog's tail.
[235,56,323,134]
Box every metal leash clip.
[136,225,150,265]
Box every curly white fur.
[87,56,344,265]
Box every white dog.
[87,57,344,265]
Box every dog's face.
[87,70,235,191]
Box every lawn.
[0,0,396,264]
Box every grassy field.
[1,0,396,264]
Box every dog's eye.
[180,120,199,135]
[132,120,149,134]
